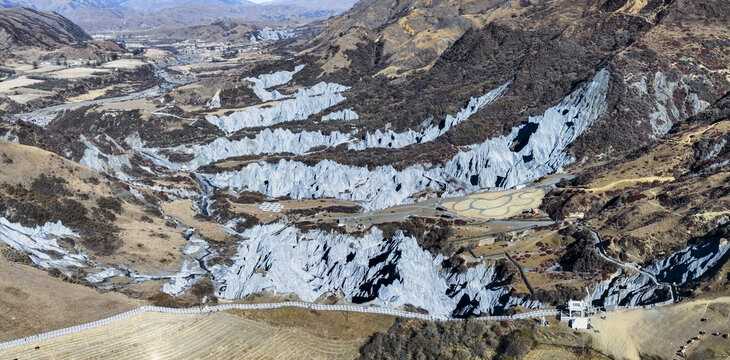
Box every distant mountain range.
[0,6,91,50]
[0,0,358,31]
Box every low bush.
[96,196,123,213]
[231,191,268,204]
[93,207,117,222]
[533,284,585,305]
[30,175,70,197]
[53,198,89,224]
[233,214,259,233]
[380,218,454,256]
[2,247,29,264]
[558,226,617,273]
[190,278,218,303]
[78,224,122,256]
[149,292,194,308]
[496,328,536,360]
[359,319,525,360]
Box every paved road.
[448,220,555,244]
[299,193,554,237]
[298,200,440,231]
[0,302,559,351]
[10,58,195,126]
[12,85,168,126]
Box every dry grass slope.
[0,311,366,360]
[590,297,730,360]
[0,256,142,342]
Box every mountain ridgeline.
[0,7,91,50]
[0,0,359,31]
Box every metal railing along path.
[0,302,559,352]
[582,225,676,304]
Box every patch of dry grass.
[590,297,730,360]
[231,306,396,341]
[0,311,365,360]
[0,254,142,342]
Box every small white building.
[561,300,590,329]
[570,317,589,330]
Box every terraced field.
[0,311,365,359]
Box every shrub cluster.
[558,226,617,274]
[532,284,585,306]
[359,319,536,360]
[380,217,456,257]
[0,181,122,255]
[30,175,70,197]
[96,196,123,213]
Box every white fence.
[0,302,559,351]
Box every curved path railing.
[582,225,675,304]
[583,227,660,285]
[0,302,558,352]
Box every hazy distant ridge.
[0,0,359,31]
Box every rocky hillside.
[187,0,723,186]
[0,7,91,50]
[543,94,730,265]
[305,0,728,151]
[0,1,728,355]
[137,20,311,44]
